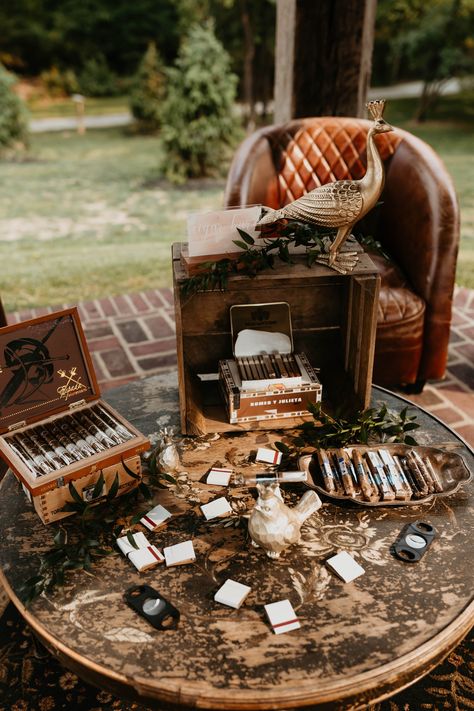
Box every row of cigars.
[7,404,134,479]
[314,448,444,502]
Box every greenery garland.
[181,218,389,296]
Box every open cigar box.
[299,444,471,507]
[219,302,322,425]
[0,308,150,524]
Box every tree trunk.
[274,0,377,122]
[239,0,256,131]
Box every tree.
[160,22,240,182]
[129,42,166,132]
[274,0,377,121]
[0,63,28,155]
[381,0,474,121]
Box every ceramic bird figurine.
[248,482,321,559]
[256,100,393,269]
[157,427,180,473]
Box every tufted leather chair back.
[224,116,460,386]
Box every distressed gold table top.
[0,374,473,711]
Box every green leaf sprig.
[19,461,154,605]
[274,402,420,467]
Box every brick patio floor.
[7,286,474,446]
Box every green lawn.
[0,129,224,312]
[0,92,473,313]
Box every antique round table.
[0,373,473,711]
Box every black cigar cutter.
[392,520,436,563]
[125,585,180,630]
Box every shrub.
[79,55,118,97]
[0,63,29,154]
[160,22,240,183]
[129,42,166,133]
[40,66,79,97]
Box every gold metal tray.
[299,444,472,507]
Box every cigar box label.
[256,447,282,465]
[140,504,172,531]
[214,579,251,609]
[164,540,196,567]
[206,467,232,486]
[326,551,365,583]
[200,497,232,520]
[264,600,300,634]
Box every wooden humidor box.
[0,308,150,524]
[173,242,380,436]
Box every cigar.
[335,448,356,497]
[79,413,117,448]
[391,456,413,499]
[70,415,106,453]
[243,471,308,485]
[253,356,264,380]
[13,435,54,476]
[351,449,376,501]
[262,353,276,378]
[378,449,409,499]
[271,354,282,378]
[37,426,76,466]
[93,406,132,443]
[284,354,300,377]
[236,357,248,381]
[395,456,424,498]
[422,457,444,493]
[249,356,261,380]
[27,431,64,470]
[405,452,429,497]
[365,451,396,501]
[58,419,95,457]
[9,437,42,477]
[50,424,84,461]
[275,353,289,377]
[316,449,337,494]
[410,450,435,494]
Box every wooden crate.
[173,243,380,435]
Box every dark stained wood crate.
[172,242,380,435]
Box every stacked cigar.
[314,448,444,502]
[236,353,300,381]
[8,404,134,479]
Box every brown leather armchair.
[224,117,460,389]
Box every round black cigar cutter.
[393,521,436,563]
[125,585,180,630]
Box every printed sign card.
[187,205,262,258]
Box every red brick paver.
[7,286,474,445]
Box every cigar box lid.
[230,302,294,356]
[0,307,99,433]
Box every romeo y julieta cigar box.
[0,308,150,524]
[219,302,322,425]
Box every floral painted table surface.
[0,373,473,711]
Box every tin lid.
[230,302,294,356]
[0,307,99,433]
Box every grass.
[0,91,473,313]
[385,94,474,289]
[0,129,224,312]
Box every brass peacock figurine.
[256,100,394,271]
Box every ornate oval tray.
[299,444,471,507]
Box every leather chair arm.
[378,130,460,379]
